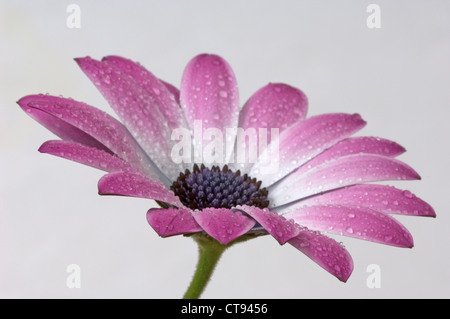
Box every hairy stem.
[183,234,226,299]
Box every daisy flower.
[17,54,435,298]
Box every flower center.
[171,164,269,210]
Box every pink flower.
[18,54,435,285]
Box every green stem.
[182,232,263,299]
[183,234,227,299]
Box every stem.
[182,232,263,299]
[183,234,227,299]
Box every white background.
[1,0,449,298]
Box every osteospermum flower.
[18,54,435,298]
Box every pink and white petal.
[288,136,406,178]
[289,229,354,282]
[75,57,180,181]
[102,56,189,133]
[285,205,414,247]
[233,205,300,244]
[191,208,256,245]
[269,154,421,207]
[250,113,366,187]
[17,94,160,181]
[98,172,185,208]
[180,54,239,166]
[279,184,435,217]
[233,83,308,174]
[147,207,202,237]
[39,140,135,173]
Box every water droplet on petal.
[402,190,413,198]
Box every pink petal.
[102,56,188,133]
[18,96,111,152]
[281,184,435,217]
[233,83,308,174]
[39,140,134,173]
[250,113,366,187]
[147,207,202,237]
[75,57,181,181]
[270,154,421,207]
[289,136,406,177]
[180,54,239,166]
[98,172,185,208]
[191,208,256,245]
[233,205,300,244]
[17,94,159,181]
[160,79,181,104]
[289,229,354,282]
[285,205,414,247]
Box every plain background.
[1,0,449,298]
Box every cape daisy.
[18,53,435,298]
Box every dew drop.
[299,241,309,248]
[402,190,413,198]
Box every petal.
[250,113,366,187]
[18,95,113,152]
[269,154,421,207]
[39,140,134,173]
[285,205,414,247]
[98,172,185,208]
[180,54,239,166]
[17,94,160,181]
[233,205,300,244]
[147,207,202,237]
[280,184,435,217]
[233,83,308,174]
[160,79,181,105]
[191,208,256,245]
[288,229,354,282]
[102,56,188,133]
[75,56,180,181]
[239,83,308,130]
[288,136,406,178]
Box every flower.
[18,54,435,294]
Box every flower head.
[18,54,435,288]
